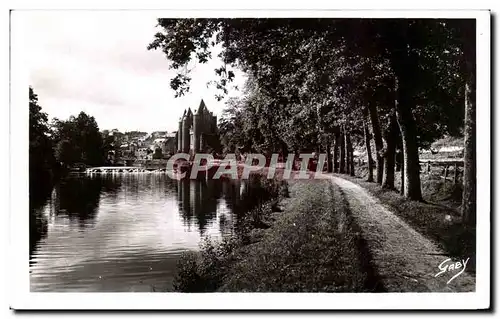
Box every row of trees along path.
[148,18,476,225]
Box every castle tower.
[177,117,183,151]
[175,100,218,155]
[193,111,200,153]
[182,108,192,153]
[193,100,207,153]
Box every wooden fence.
[419,159,464,184]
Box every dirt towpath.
[328,174,475,292]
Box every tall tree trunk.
[333,132,339,173]
[363,116,374,182]
[388,21,423,201]
[395,149,402,171]
[344,128,351,175]
[461,21,476,225]
[349,144,355,176]
[316,103,323,155]
[394,76,423,201]
[281,139,289,159]
[462,79,476,224]
[400,151,405,195]
[367,102,384,184]
[339,128,346,174]
[346,131,354,176]
[326,142,333,173]
[382,115,398,189]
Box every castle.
[177,100,218,154]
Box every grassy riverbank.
[173,177,382,292]
[357,164,464,209]
[337,172,476,274]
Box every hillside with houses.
[102,129,177,164]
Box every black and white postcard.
[8,8,491,311]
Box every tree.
[55,139,76,166]
[75,112,103,166]
[29,86,55,256]
[102,134,116,165]
[29,87,55,184]
[153,147,163,159]
[333,132,340,173]
[51,111,104,167]
[384,22,423,200]
[339,128,346,174]
[458,20,476,225]
[149,18,471,202]
[367,101,384,184]
[363,115,374,182]
[381,114,399,189]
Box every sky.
[22,11,246,133]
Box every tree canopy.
[29,86,55,185]
[148,19,469,150]
[149,17,475,207]
[51,112,104,167]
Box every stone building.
[176,100,218,154]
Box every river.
[29,173,256,292]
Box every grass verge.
[173,178,381,292]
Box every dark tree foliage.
[29,87,56,254]
[29,87,56,189]
[153,147,163,159]
[149,18,475,204]
[51,112,105,167]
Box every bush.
[172,252,203,292]
[152,147,163,159]
[173,237,239,292]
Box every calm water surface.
[29,174,254,292]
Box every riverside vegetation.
[173,175,383,292]
[149,19,476,225]
[148,19,478,291]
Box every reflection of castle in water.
[31,174,271,255]
[176,179,248,236]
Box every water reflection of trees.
[29,181,52,256]
[177,179,221,235]
[221,177,273,215]
[30,174,277,256]
[175,176,275,237]
[97,174,123,199]
[219,176,279,235]
[29,175,121,256]
[53,176,121,228]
